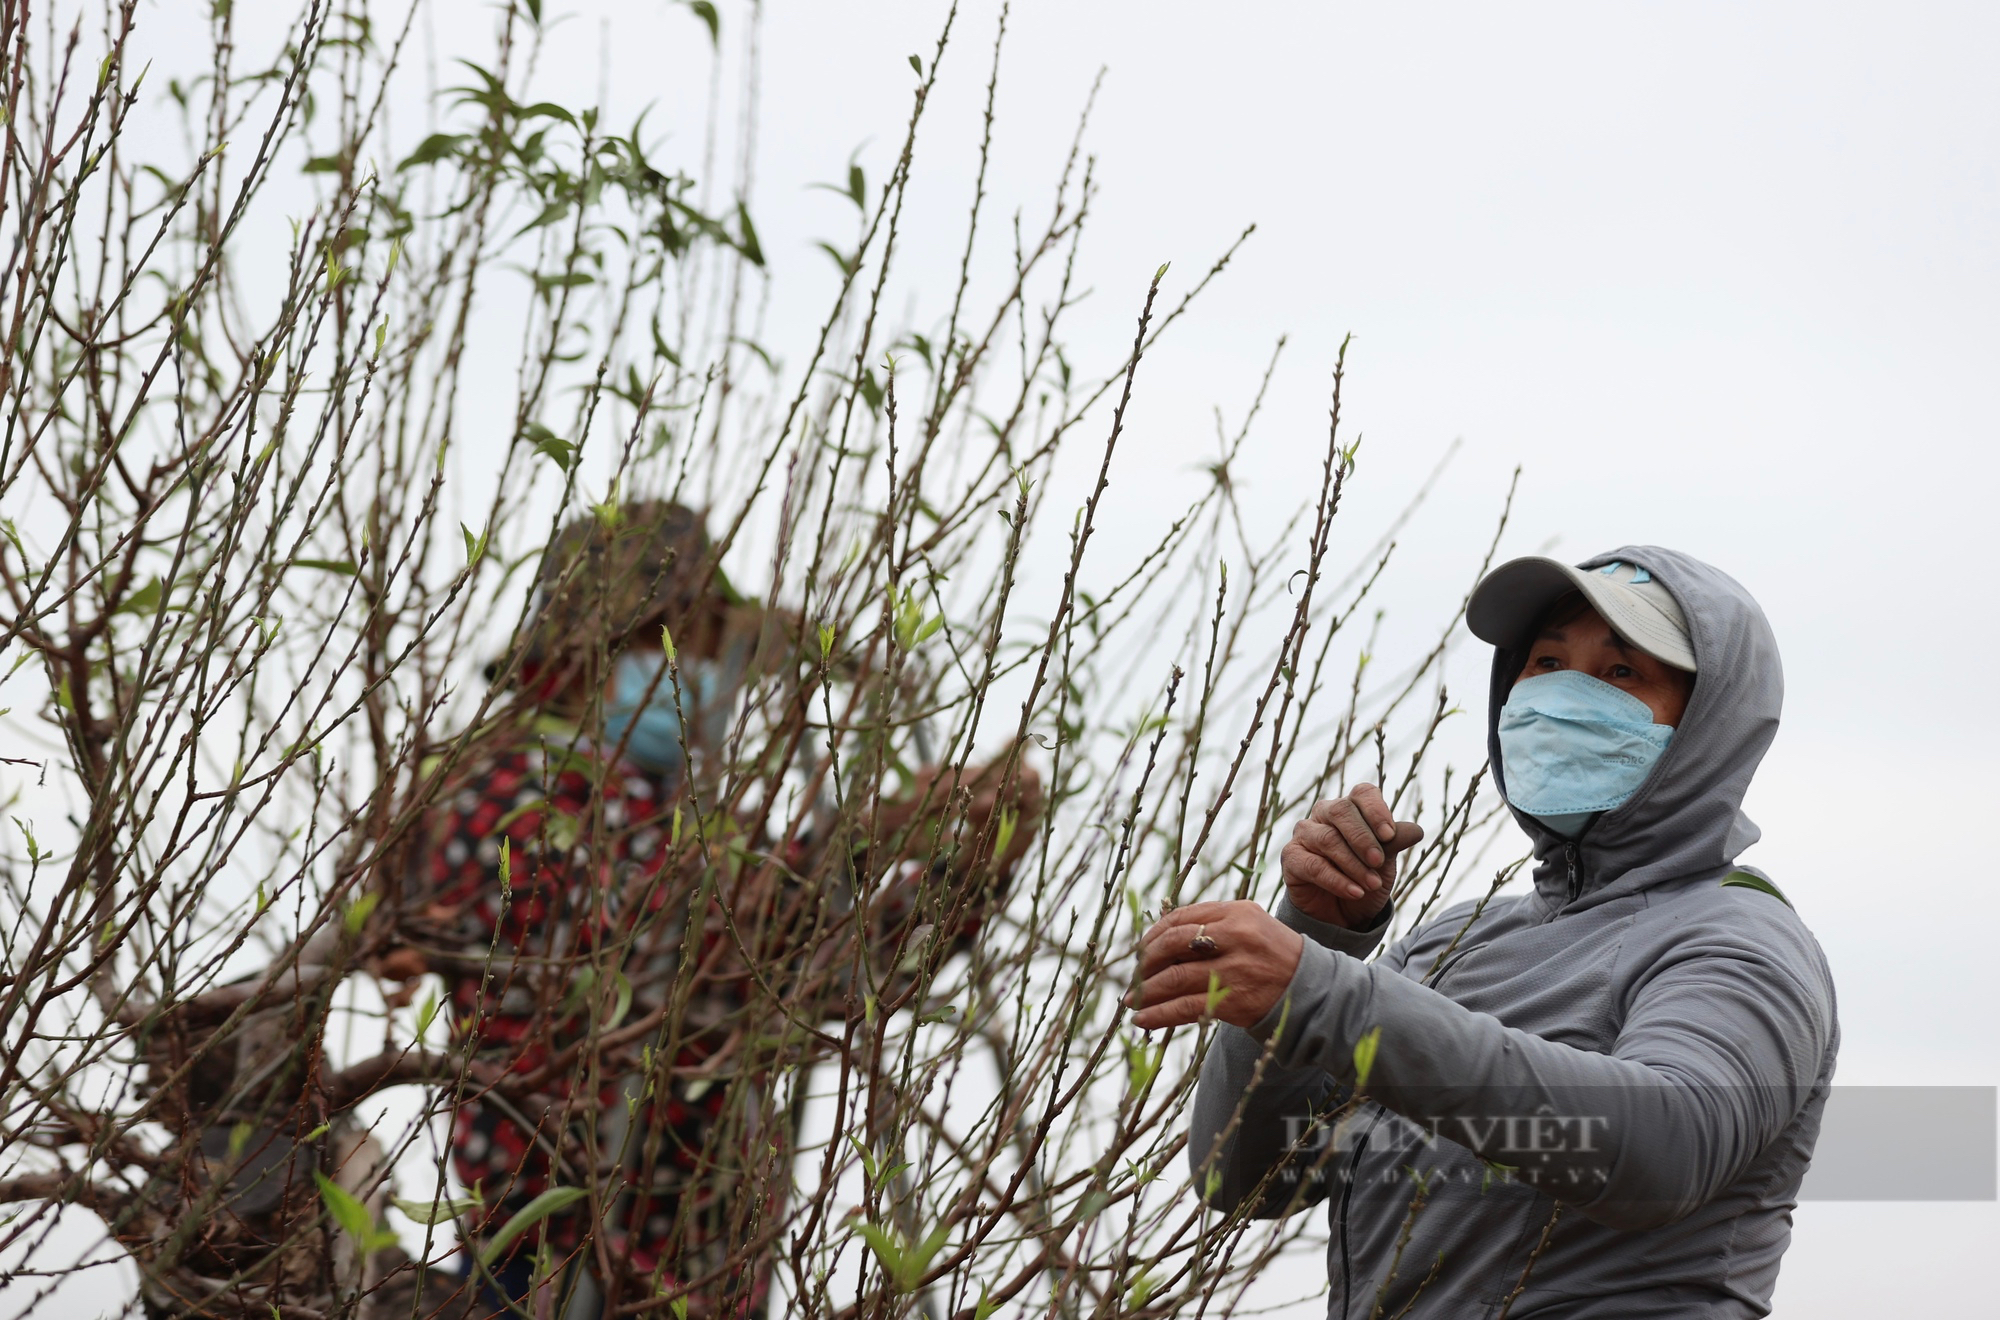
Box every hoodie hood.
[1485,545,1783,910]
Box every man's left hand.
[1127,900,1304,1031]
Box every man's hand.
[879,753,1046,878]
[1126,900,1305,1031]
[361,946,430,1009]
[1281,783,1424,929]
[962,758,1044,874]
[370,947,430,983]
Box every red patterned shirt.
[417,727,999,1314]
[421,733,769,1310]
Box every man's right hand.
[1280,783,1424,928]
[371,947,431,983]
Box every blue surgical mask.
[603,652,692,778]
[1497,670,1674,830]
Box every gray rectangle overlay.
[1797,1085,1995,1201]
[1259,1085,1996,1202]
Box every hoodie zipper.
[1337,1127,1370,1319]
[1336,1110,1388,1320]
[1425,942,1488,990]
[1563,842,1582,905]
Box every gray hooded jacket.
[1190,546,1838,1318]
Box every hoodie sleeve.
[1186,897,1399,1217]
[1234,895,1835,1229]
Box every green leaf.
[607,971,632,1029]
[650,319,681,367]
[845,1133,879,1182]
[855,365,885,415]
[478,1187,589,1264]
[983,808,1015,870]
[1721,870,1791,907]
[683,0,719,46]
[891,586,931,650]
[397,132,465,170]
[302,154,344,174]
[1352,1025,1382,1091]
[906,1221,951,1287]
[392,1192,482,1225]
[115,576,164,616]
[315,1172,399,1255]
[854,1221,902,1281]
[288,558,357,576]
[854,1219,948,1293]
[344,891,380,935]
[461,522,487,567]
[522,423,575,471]
[813,240,855,278]
[514,198,570,237]
[1204,970,1231,1018]
[908,54,922,75]
[817,621,835,662]
[1125,1035,1162,1094]
[316,1172,373,1241]
[847,162,867,209]
[660,624,676,664]
[533,270,594,293]
[415,986,440,1037]
[734,201,764,267]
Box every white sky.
[13,1,1997,1314]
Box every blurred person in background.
[375,500,1042,1319]
[1132,547,1836,1318]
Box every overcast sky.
[22,2,1997,1314]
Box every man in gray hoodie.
[1130,546,1837,1318]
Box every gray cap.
[1468,556,1697,672]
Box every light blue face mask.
[1497,670,1675,834]
[603,651,704,778]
